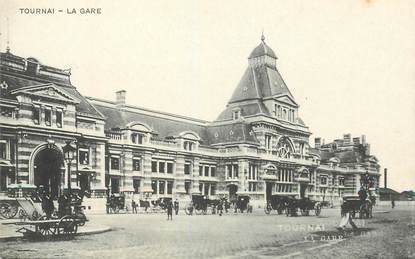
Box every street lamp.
[63,140,76,195]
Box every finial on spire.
[261,29,265,42]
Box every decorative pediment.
[275,94,298,107]
[11,83,80,104]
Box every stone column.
[192,157,201,194]
[174,155,186,200]
[141,151,153,198]
[239,159,249,193]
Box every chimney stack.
[116,90,126,106]
[343,134,351,145]
[353,137,360,145]
[314,137,321,148]
[361,134,366,145]
[384,168,387,189]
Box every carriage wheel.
[35,216,57,237]
[300,209,308,216]
[113,206,120,214]
[184,207,190,215]
[57,216,78,236]
[195,209,202,215]
[277,208,283,215]
[264,207,271,215]
[0,202,18,219]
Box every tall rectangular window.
[199,166,203,176]
[56,109,63,128]
[79,149,89,165]
[204,184,209,196]
[110,157,119,170]
[185,181,191,194]
[45,108,51,126]
[199,183,203,193]
[184,163,191,175]
[167,162,173,174]
[211,184,216,195]
[233,165,239,178]
[159,181,165,194]
[0,142,7,160]
[133,179,140,194]
[159,161,165,173]
[133,159,141,171]
[151,161,157,173]
[33,106,40,124]
[204,166,209,177]
[211,167,216,177]
[265,135,272,152]
[152,180,157,194]
[167,181,173,194]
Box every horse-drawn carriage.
[264,195,321,216]
[233,195,252,213]
[286,197,321,217]
[2,190,87,239]
[341,195,373,219]
[265,195,291,215]
[184,195,221,215]
[106,194,126,214]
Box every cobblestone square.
[1,206,414,258]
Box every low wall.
[377,200,414,206]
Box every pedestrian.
[132,199,138,214]
[217,201,223,216]
[167,200,173,220]
[174,199,179,215]
[391,198,395,209]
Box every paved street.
[0,206,414,259]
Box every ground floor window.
[110,177,120,194]
[248,182,257,192]
[167,181,173,194]
[133,179,141,194]
[185,181,191,194]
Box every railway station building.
[0,36,381,210]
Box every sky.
[1,0,414,191]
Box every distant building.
[0,36,381,208]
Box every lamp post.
[63,140,76,195]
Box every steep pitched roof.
[228,65,294,105]
[0,72,103,119]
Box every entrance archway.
[33,147,64,199]
[228,184,237,202]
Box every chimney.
[384,168,387,189]
[353,137,360,145]
[116,90,126,106]
[314,137,321,148]
[343,134,351,145]
[361,135,366,145]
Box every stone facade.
[0,36,381,209]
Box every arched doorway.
[33,147,64,199]
[228,184,238,202]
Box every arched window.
[276,137,294,159]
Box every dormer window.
[56,109,63,128]
[184,141,194,151]
[232,109,241,120]
[79,148,90,165]
[339,177,345,186]
[33,105,40,124]
[131,133,144,144]
[44,108,51,126]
